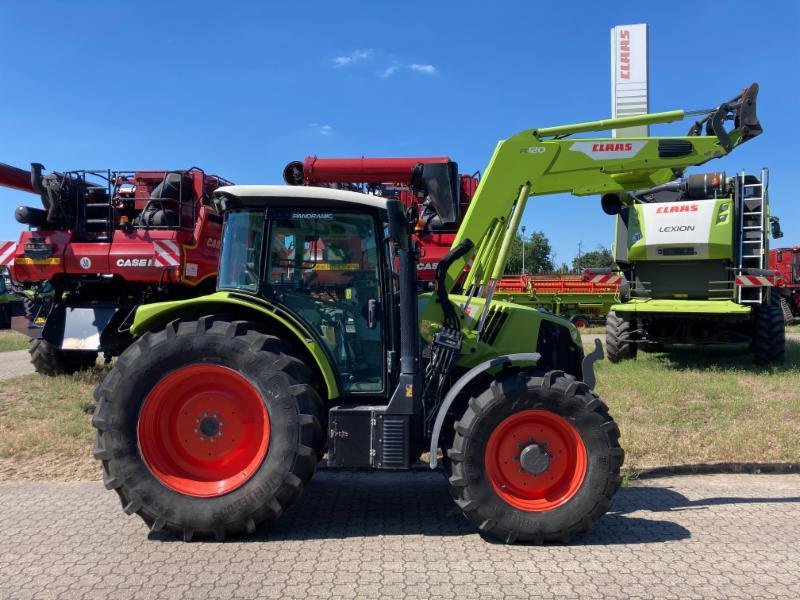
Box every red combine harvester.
[0,161,232,374]
[283,156,479,281]
[769,246,800,322]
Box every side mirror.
[771,216,784,239]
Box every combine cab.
[1,162,232,374]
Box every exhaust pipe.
[30,163,45,195]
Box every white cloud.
[318,124,334,135]
[378,64,400,78]
[409,63,437,75]
[332,49,372,67]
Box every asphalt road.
[0,471,797,599]
[0,349,33,381]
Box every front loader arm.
[447,83,761,291]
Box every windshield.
[218,210,265,292]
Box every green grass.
[785,323,800,334]
[0,330,29,352]
[2,338,799,482]
[0,367,108,481]
[591,340,800,474]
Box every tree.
[505,230,555,274]
[572,245,615,273]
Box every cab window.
[218,210,265,293]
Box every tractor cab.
[214,186,392,397]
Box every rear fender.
[131,292,340,399]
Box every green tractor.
[92,84,761,542]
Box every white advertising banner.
[610,24,649,138]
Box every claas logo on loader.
[655,204,699,214]
[591,143,633,152]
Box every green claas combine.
[93,84,761,542]
[601,90,781,364]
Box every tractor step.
[327,406,411,470]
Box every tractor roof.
[214,185,389,211]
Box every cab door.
[264,208,385,394]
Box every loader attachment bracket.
[691,83,762,151]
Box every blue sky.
[1,0,798,264]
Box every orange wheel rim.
[137,364,270,497]
[485,409,587,511]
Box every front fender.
[131,291,340,399]
[428,352,540,469]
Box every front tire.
[605,310,637,362]
[92,317,324,540]
[752,293,785,365]
[446,370,624,544]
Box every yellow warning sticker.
[15,257,61,265]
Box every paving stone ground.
[0,471,798,599]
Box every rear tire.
[753,293,785,365]
[605,310,637,362]
[92,317,324,540]
[30,338,98,376]
[446,370,623,544]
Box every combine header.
[0,161,232,374]
[495,273,620,328]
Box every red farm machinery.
[769,246,800,322]
[0,161,232,374]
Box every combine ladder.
[736,168,768,304]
